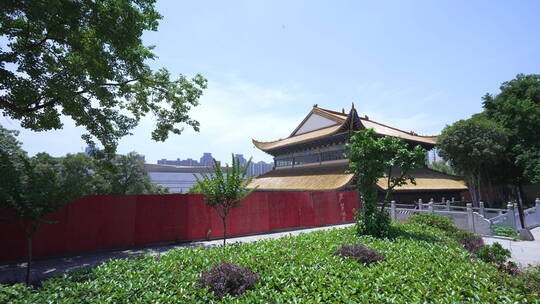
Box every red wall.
[0,191,359,262]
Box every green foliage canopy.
[0,150,84,284]
[437,117,508,204]
[428,160,456,175]
[482,73,540,184]
[97,152,168,195]
[347,129,426,238]
[0,0,207,152]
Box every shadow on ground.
[0,241,217,285]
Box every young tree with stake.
[194,155,257,246]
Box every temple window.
[274,144,347,167]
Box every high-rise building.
[178,158,199,166]
[84,146,99,157]
[157,158,182,166]
[234,154,247,166]
[200,152,214,167]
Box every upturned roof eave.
[253,105,439,153]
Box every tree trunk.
[516,184,526,229]
[25,235,32,285]
[477,173,482,204]
[222,217,227,246]
[381,167,393,212]
[467,176,477,206]
[358,191,362,214]
[485,170,494,207]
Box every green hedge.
[408,213,459,233]
[0,223,533,303]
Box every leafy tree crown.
[0,0,207,152]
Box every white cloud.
[111,76,308,164]
[3,75,308,164]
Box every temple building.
[249,104,467,202]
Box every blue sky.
[3,0,540,163]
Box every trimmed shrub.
[476,242,511,265]
[335,244,384,265]
[198,263,259,299]
[499,261,520,275]
[356,209,391,238]
[453,231,485,253]
[495,264,540,295]
[408,213,458,233]
[517,265,540,294]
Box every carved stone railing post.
[428,200,434,213]
[479,201,485,217]
[507,202,516,229]
[418,198,423,210]
[466,203,474,232]
[391,200,396,221]
[535,198,540,224]
[446,200,451,211]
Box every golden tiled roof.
[377,167,467,191]
[248,162,467,192]
[247,161,354,191]
[253,105,437,152]
[361,119,437,145]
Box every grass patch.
[0,223,534,303]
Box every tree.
[346,129,426,238]
[60,153,109,196]
[428,160,456,175]
[437,118,508,206]
[482,73,540,227]
[0,125,167,284]
[194,155,257,246]
[96,152,168,195]
[0,152,81,284]
[0,124,26,159]
[0,0,207,152]
[188,182,203,194]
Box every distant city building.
[157,158,200,166]
[234,154,247,166]
[145,164,208,193]
[84,146,99,157]
[252,161,274,177]
[200,152,213,167]
[155,152,274,182]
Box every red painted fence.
[0,191,359,262]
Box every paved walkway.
[483,227,540,267]
[0,224,354,285]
